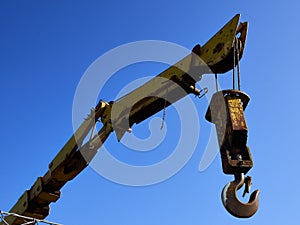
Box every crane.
[0,14,259,224]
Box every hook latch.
[222,173,260,218]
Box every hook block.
[206,90,253,175]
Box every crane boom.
[1,14,248,224]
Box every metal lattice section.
[0,211,62,225]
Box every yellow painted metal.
[200,14,240,67]
[29,177,60,205]
[1,101,110,225]
[228,98,247,130]
[49,100,109,175]
[2,192,29,224]
[110,14,246,140]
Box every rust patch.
[213,42,224,54]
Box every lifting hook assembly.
[206,89,260,218]
[222,173,260,218]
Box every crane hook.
[221,173,260,218]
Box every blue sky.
[1,1,300,224]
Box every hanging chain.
[160,90,168,130]
[90,122,96,141]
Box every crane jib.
[1,14,252,224]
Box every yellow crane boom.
[1,14,250,224]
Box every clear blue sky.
[0,1,299,224]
